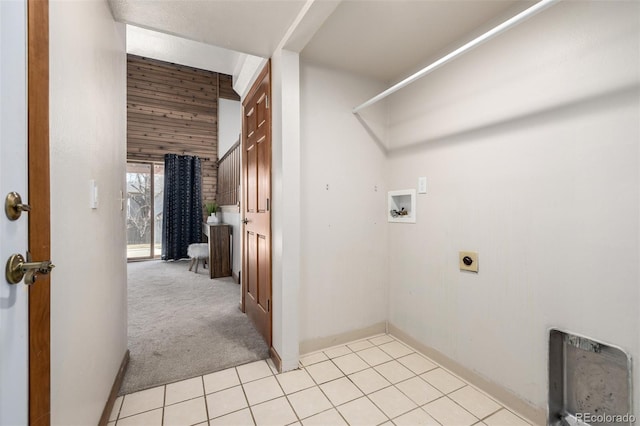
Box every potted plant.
[205,202,218,223]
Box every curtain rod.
[352,0,559,113]
[176,152,212,162]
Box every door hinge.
[266,198,270,212]
[267,299,270,312]
[265,95,269,109]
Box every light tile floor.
[110,334,533,426]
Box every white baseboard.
[299,322,387,355]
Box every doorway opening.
[119,52,269,396]
[126,161,164,260]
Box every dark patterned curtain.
[162,154,203,260]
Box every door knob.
[5,192,31,220]
[6,252,55,285]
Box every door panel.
[242,61,271,346]
[256,94,267,130]
[257,139,268,213]
[0,1,30,424]
[246,107,256,138]
[247,230,256,298]
[257,235,269,308]
[246,145,257,213]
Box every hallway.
[121,260,269,394]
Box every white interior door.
[0,1,29,424]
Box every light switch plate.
[89,179,98,209]
[418,177,427,194]
[459,251,478,272]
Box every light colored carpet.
[120,260,269,395]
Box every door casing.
[28,0,51,424]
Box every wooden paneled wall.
[216,140,240,206]
[127,54,240,203]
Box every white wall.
[218,98,241,157]
[385,0,639,418]
[299,62,389,348]
[233,55,268,99]
[219,207,242,280]
[127,25,242,76]
[218,99,241,279]
[271,49,301,370]
[50,1,128,424]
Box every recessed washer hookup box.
[548,329,633,426]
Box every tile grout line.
[163,394,210,408]
[427,394,480,425]
[484,407,530,424]
[417,394,451,426]
[201,364,258,423]
[365,340,415,425]
[362,377,415,424]
[115,390,166,422]
[301,355,339,418]
[116,394,126,422]
[390,380,444,419]
[237,364,260,426]
[271,364,303,425]
[385,332,522,421]
[209,406,253,424]
[357,337,452,426]
[352,344,392,368]
[446,386,504,422]
[161,384,166,426]
[325,353,394,425]
[113,395,124,423]
[322,355,360,419]
[300,352,351,425]
[443,370,507,408]
[200,375,210,426]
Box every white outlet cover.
[89,179,98,209]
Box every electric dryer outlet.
[459,251,478,272]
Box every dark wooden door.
[242,62,271,345]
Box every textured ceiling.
[301,0,534,82]
[110,0,535,83]
[109,0,307,58]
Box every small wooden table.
[203,223,232,279]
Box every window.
[126,162,164,259]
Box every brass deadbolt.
[5,192,31,221]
